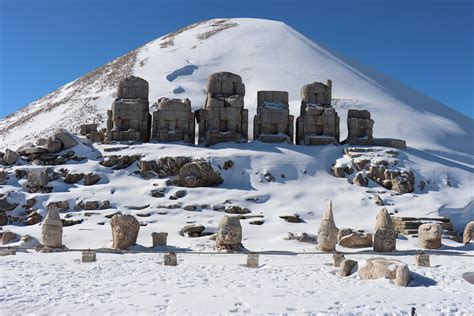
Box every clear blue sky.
[0,0,472,118]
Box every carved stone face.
[373,228,397,252]
[418,224,442,249]
[216,216,242,250]
[111,215,140,250]
[317,227,338,252]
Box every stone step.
[396,221,454,231]
[391,216,450,223]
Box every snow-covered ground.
[2,250,473,315]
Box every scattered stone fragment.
[151,188,166,198]
[82,250,97,262]
[26,211,42,225]
[358,257,411,286]
[418,223,442,249]
[47,201,69,213]
[111,214,140,250]
[249,220,264,225]
[333,253,345,267]
[181,224,205,238]
[174,161,223,188]
[339,259,358,277]
[152,232,168,247]
[225,205,251,215]
[0,193,18,212]
[1,231,19,245]
[279,214,303,223]
[3,149,19,165]
[352,172,368,186]
[54,129,78,149]
[223,160,235,170]
[83,173,101,185]
[100,155,119,167]
[216,215,243,251]
[415,253,430,267]
[163,252,177,266]
[373,195,384,206]
[64,172,85,184]
[339,232,373,248]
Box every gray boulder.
[174,161,223,188]
[3,149,19,165]
[54,129,78,149]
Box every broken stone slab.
[181,224,205,238]
[338,232,373,248]
[1,231,19,245]
[247,253,259,268]
[64,173,84,184]
[415,253,430,267]
[82,250,97,262]
[279,214,303,223]
[0,193,18,212]
[54,129,78,149]
[27,169,49,188]
[358,257,411,287]
[225,205,251,215]
[163,252,177,266]
[47,200,69,213]
[152,232,168,247]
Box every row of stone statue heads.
[105,73,376,147]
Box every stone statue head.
[216,216,242,250]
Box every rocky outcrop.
[317,200,338,252]
[110,214,140,250]
[174,161,223,188]
[216,215,243,251]
[358,257,411,287]
[418,223,442,249]
[139,156,192,179]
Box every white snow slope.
[1,18,473,315]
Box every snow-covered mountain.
[2,18,474,314]
[1,18,472,161]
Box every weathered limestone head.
[157,98,191,112]
[317,200,339,252]
[300,80,332,108]
[41,207,63,248]
[418,223,442,249]
[216,215,243,251]
[463,221,474,244]
[205,72,245,97]
[373,208,397,252]
[117,76,149,100]
[374,208,394,231]
[257,91,289,108]
[110,214,140,250]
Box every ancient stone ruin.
[346,109,406,149]
[296,80,340,145]
[196,72,248,146]
[254,91,294,143]
[317,200,338,252]
[418,223,442,249]
[216,215,243,251]
[373,208,397,252]
[358,257,411,286]
[110,214,140,250]
[150,97,195,144]
[106,76,151,142]
[41,207,63,248]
